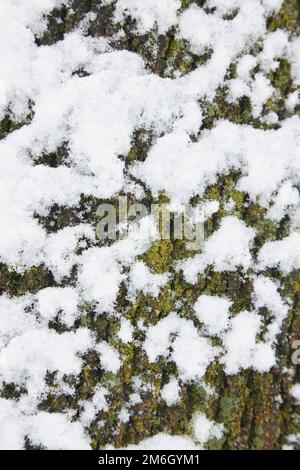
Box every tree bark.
[1,0,300,450]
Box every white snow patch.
[133,119,300,211]
[194,295,232,336]
[97,342,121,374]
[0,0,297,449]
[114,0,181,34]
[267,182,299,222]
[0,399,90,450]
[181,216,255,283]
[0,328,93,400]
[258,232,300,273]
[36,287,79,327]
[144,313,216,381]
[160,377,180,406]
[119,433,199,450]
[129,261,169,297]
[192,413,224,444]
[221,311,275,374]
[253,276,289,342]
[290,384,300,403]
[81,386,108,426]
[286,90,299,112]
[118,318,134,344]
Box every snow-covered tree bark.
[0,0,299,450]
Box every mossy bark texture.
[1,0,300,450]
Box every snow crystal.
[77,247,125,312]
[144,313,216,381]
[118,407,130,424]
[0,295,36,350]
[114,0,181,34]
[160,377,180,406]
[290,37,300,85]
[28,412,90,450]
[194,295,232,336]
[236,55,257,81]
[258,232,300,273]
[81,386,108,426]
[118,318,134,344]
[120,433,199,450]
[290,384,300,403]
[286,90,300,112]
[0,328,93,400]
[260,30,289,72]
[36,287,79,327]
[181,216,255,283]
[261,0,284,13]
[0,399,90,450]
[134,119,300,210]
[129,261,169,297]
[253,276,289,342]
[221,311,275,374]
[97,342,121,374]
[249,73,273,118]
[192,413,224,444]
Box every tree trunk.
[0,0,299,450]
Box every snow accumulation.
[117,433,200,450]
[192,413,224,445]
[290,384,300,404]
[194,295,232,336]
[160,376,181,406]
[0,0,299,450]
[180,216,256,282]
[144,313,217,381]
[118,318,134,344]
[114,0,181,35]
[128,261,170,298]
